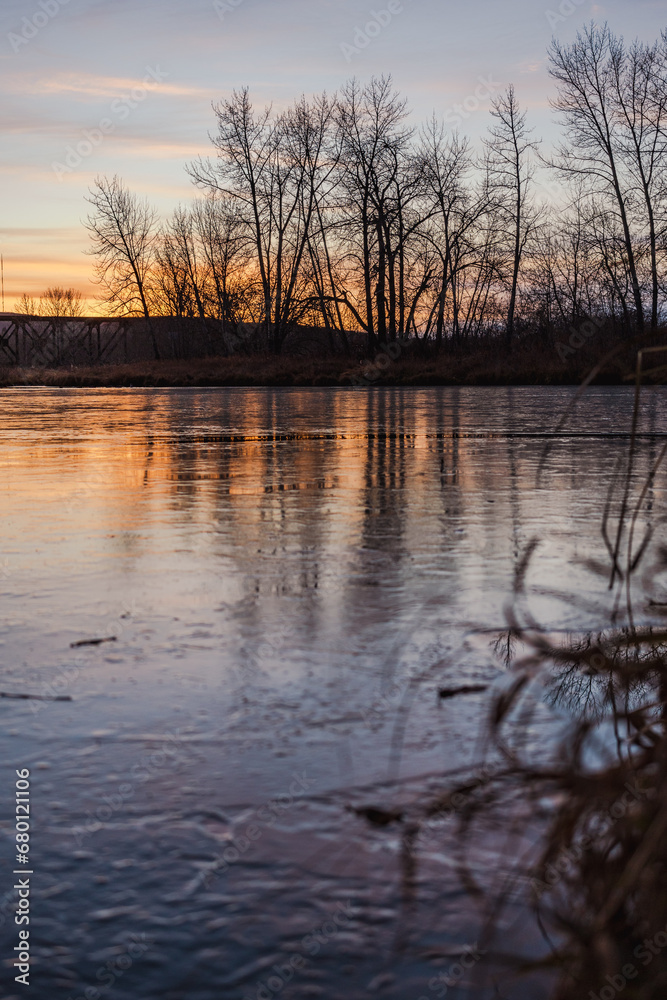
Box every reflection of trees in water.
[543,626,667,725]
[491,627,521,669]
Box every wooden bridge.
[0,314,133,367]
[0,314,342,367]
[0,314,239,366]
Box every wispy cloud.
[10,72,208,100]
[0,226,83,240]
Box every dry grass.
[428,371,667,998]
[0,326,654,387]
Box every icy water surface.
[1,386,667,1000]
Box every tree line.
[82,23,667,357]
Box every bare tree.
[485,85,539,349]
[188,89,337,353]
[154,223,193,319]
[548,24,657,335]
[191,195,253,337]
[419,121,498,345]
[189,91,274,344]
[609,33,667,332]
[15,293,37,316]
[160,207,210,323]
[334,77,414,351]
[84,175,161,358]
[39,286,84,318]
[532,196,596,329]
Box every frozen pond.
[1,386,666,999]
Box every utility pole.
[1,254,4,312]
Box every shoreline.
[0,351,639,389]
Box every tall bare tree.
[609,32,667,332]
[547,23,667,335]
[419,121,498,345]
[334,77,414,351]
[188,89,337,353]
[485,86,539,349]
[84,175,161,358]
[191,195,253,336]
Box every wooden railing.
[0,314,130,366]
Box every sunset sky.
[1,0,665,310]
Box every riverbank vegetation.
[1,321,663,387]
[393,379,667,998]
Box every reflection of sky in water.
[1,386,666,999]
